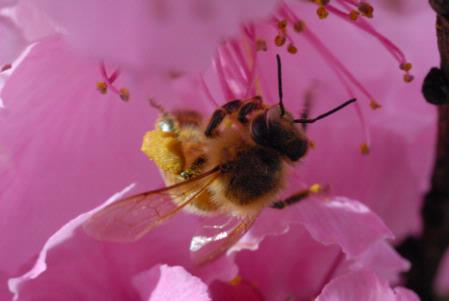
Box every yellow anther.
[287,43,298,54]
[360,143,370,155]
[369,100,382,110]
[349,10,360,21]
[314,0,330,5]
[278,19,288,30]
[294,20,306,33]
[316,6,329,19]
[309,183,322,194]
[399,62,413,72]
[256,39,268,51]
[403,73,414,83]
[358,2,374,18]
[119,87,130,101]
[274,34,286,47]
[229,275,242,286]
[96,81,108,94]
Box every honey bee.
[83,55,356,264]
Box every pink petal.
[0,36,156,276]
[235,223,342,301]
[7,184,135,299]
[8,187,236,299]
[234,197,393,260]
[133,265,210,301]
[28,0,278,74]
[343,241,410,283]
[294,197,394,258]
[0,16,26,67]
[0,0,16,8]
[316,270,419,301]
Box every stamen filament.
[214,54,236,100]
[199,75,220,107]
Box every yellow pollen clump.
[294,20,306,33]
[399,62,413,72]
[309,183,322,194]
[349,10,360,21]
[369,100,382,110]
[119,87,130,101]
[256,39,268,51]
[287,43,298,54]
[403,74,414,83]
[229,275,242,286]
[358,2,374,18]
[96,81,107,94]
[278,19,288,30]
[275,34,287,47]
[360,143,370,155]
[141,130,184,175]
[317,6,329,19]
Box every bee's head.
[249,54,356,161]
[250,106,308,161]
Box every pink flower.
[0,0,437,300]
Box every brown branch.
[397,2,449,301]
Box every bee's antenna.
[294,98,356,124]
[276,54,286,117]
[148,98,166,114]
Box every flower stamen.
[96,62,130,101]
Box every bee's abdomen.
[223,146,283,206]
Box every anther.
[294,20,306,33]
[399,62,413,72]
[317,6,329,19]
[119,87,130,101]
[275,34,287,47]
[403,74,414,83]
[229,275,242,286]
[358,2,374,18]
[309,183,322,194]
[287,43,298,54]
[360,143,370,155]
[308,140,316,149]
[256,39,268,51]
[278,19,288,30]
[314,0,330,5]
[96,81,108,94]
[349,10,360,21]
[369,100,382,110]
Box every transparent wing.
[190,213,259,265]
[83,167,220,242]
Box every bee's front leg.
[237,96,263,124]
[270,184,327,209]
[204,99,243,137]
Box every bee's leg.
[205,99,243,137]
[237,96,263,124]
[270,184,325,209]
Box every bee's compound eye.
[250,114,269,145]
[159,119,175,132]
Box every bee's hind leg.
[270,184,327,209]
